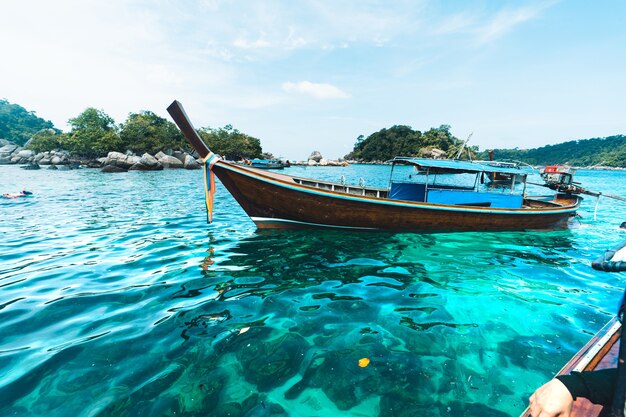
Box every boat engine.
[540,165,584,194]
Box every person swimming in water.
[1,190,33,199]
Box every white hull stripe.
[250,217,378,230]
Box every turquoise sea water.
[1,164,626,417]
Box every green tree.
[26,129,68,153]
[345,124,464,161]
[197,125,262,160]
[0,99,58,145]
[480,135,626,167]
[120,111,186,155]
[64,108,122,157]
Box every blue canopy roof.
[390,157,528,176]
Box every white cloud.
[284,27,307,49]
[233,35,272,49]
[423,2,559,47]
[434,13,477,36]
[282,81,350,99]
[473,2,556,45]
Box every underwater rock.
[21,163,40,170]
[285,349,370,410]
[94,364,185,416]
[182,368,227,413]
[86,158,106,168]
[439,401,510,417]
[102,165,128,173]
[236,331,309,391]
[323,298,381,323]
[379,393,429,417]
[286,341,439,411]
[212,393,287,417]
[497,335,566,372]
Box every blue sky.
[1,0,625,160]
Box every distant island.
[346,123,626,167]
[1,98,625,167]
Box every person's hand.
[529,378,574,417]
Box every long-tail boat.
[167,100,581,232]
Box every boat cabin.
[388,157,529,209]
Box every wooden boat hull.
[214,161,580,232]
[519,318,621,417]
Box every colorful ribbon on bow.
[203,152,220,223]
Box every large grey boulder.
[0,144,19,163]
[183,154,201,170]
[0,144,18,157]
[129,153,163,171]
[172,150,186,162]
[49,150,70,165]
[17,149,34,159]
[155,151,183,168]
[308,150,323,163]
[105,151,140,169]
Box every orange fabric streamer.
[203,152,219,223]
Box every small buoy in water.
[358,358,370,368]
[620,222,626,229]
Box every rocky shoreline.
[0,141,202,172]
[0,141,350,172]
[6,139,621,171]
